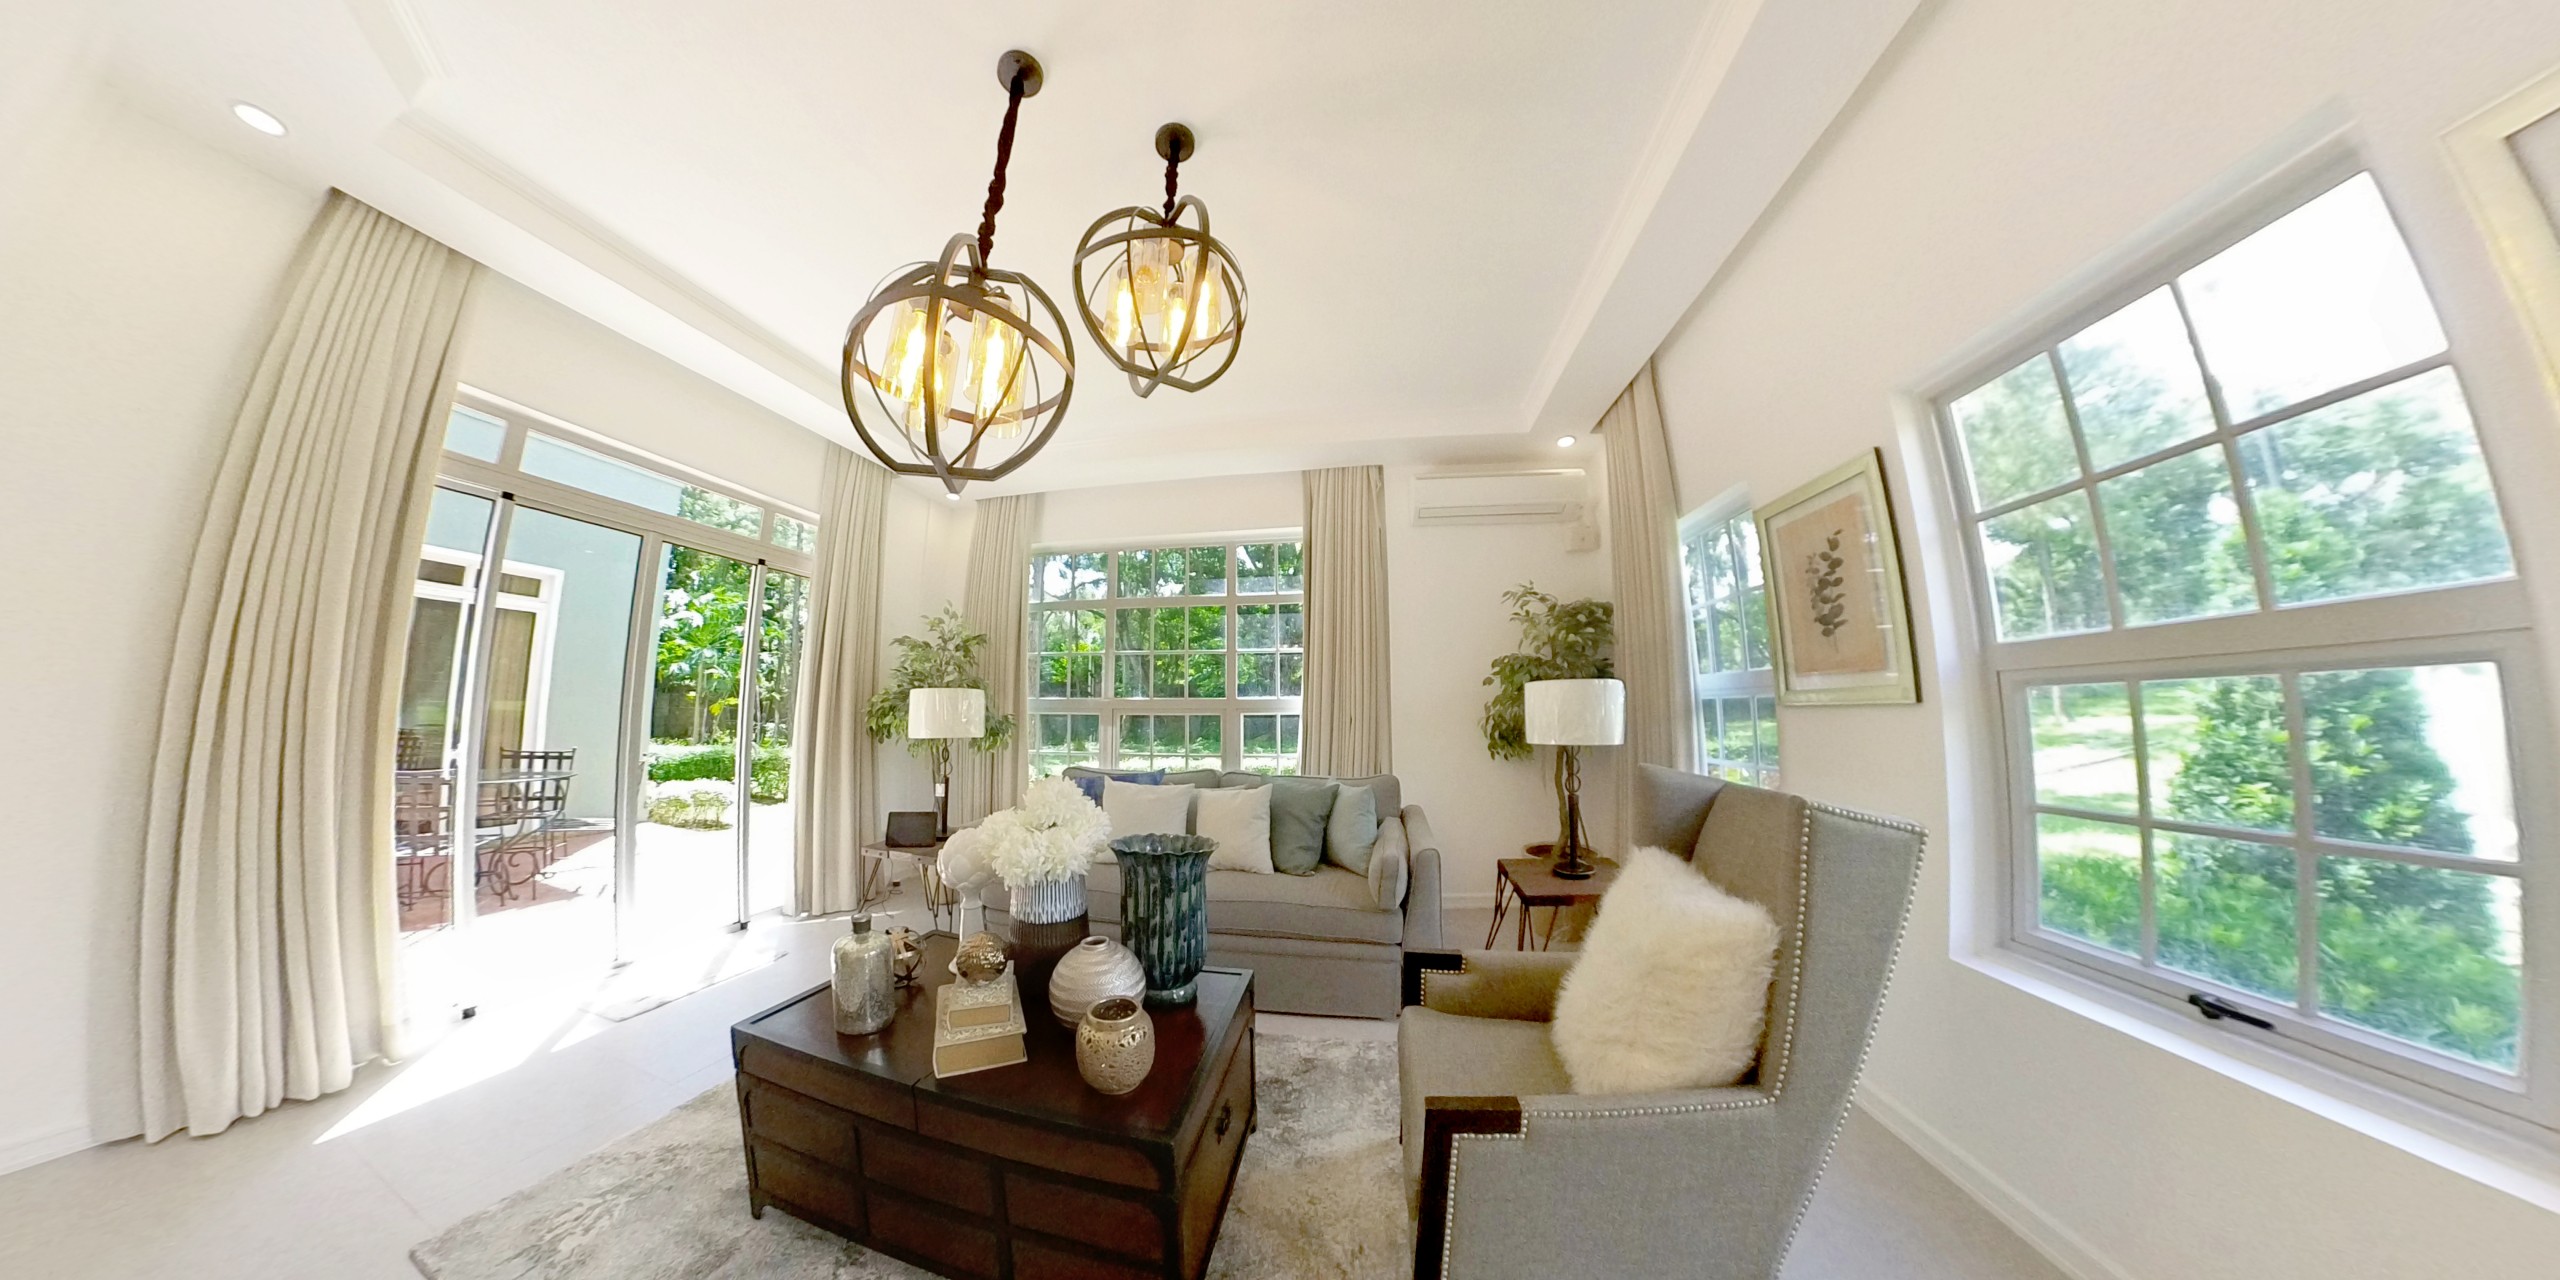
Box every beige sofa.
[987,768,1444,1018]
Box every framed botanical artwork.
[1755,449,1919,705]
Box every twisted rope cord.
[1162,150,1181,224]
[975,68,1028,265]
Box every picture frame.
[1754,448,1920,706]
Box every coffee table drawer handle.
[1215,1102,1234,1139]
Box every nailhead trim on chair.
[1772,803,1927,1271]
[1431,800,1927,1275]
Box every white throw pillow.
[1103,780,1193,840]
[1550,846,1779,1095]
[1194,785,1275,874]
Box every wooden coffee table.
[731,931,1256,1280]
[1485,854,1621,950]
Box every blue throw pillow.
[1072,768,1165,803]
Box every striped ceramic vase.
[1110,834,1216,1005]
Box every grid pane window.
[1949,173,2512,643]
[1237,604,1305,697]
[1035,609,1104,699]
[1240,713,1301,776]
[1028,539,1302,776]
[1679,508,1778,785]
[1236,542,1305,595]
[772,514,816,553]
[1114,606,1228,699]
[2018,662,2523,1073]
[1029,713,1100,778]
[1119,714,1223,771]
[1949,170,2541,1116]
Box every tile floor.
[0,898,2060,1280]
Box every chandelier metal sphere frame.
[1070,123,1249,397]
[840,50,1077,495]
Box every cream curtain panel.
[1601,364,1694,782]
[137,192,478,1141]
[1300,466,1394,776]
[951,493,1041,825]
[793,448,890,915]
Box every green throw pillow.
[1325,783,1381,875]
[1258,777,1337,875]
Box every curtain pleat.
[1300,466,1394,777]
[1602,363,1693,792]
[951,494,1041,824]
[793,448,890,915]
[137,192,478,1141]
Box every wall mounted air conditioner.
[1409,467,1589,525]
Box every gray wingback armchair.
[1398,764,1923,1279]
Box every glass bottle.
[831,912,896,1035]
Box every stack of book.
[933,971,1028,1078]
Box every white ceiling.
[95,0,1923,493]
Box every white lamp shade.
[909,687,987,739]
[1525,678,1625,746]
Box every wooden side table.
[1485,855,1621,950]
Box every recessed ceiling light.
[231,102,288,137]
[1555,435,1577,448]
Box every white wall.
[1031,464,1619,908]
[1645,1,2560,1275]
[1,80,325,1168]
[455,276,828,515]
[0,77,937,1169]
[1382,464,1620,906]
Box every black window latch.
[2188,992,2275,1031]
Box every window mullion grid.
[2129,680,2160,966]
[2048,348,2129,632]
[2170,278,2280,613]
[2284,670,2321,1019]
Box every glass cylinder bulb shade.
[910,687,987,740]
[1525,679,1625,746]
[1071,195,1248,397]
[840,233,1075,493]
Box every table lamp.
[910,687,986,839]
[1525,677,1624,880]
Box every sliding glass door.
[630,545,809,944]
[391,399,817,1024]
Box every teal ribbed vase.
[1110,834,1215,1006]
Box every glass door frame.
[420,393,816,978]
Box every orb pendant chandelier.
[841,50,1075,496]
[1071,123,1249,397]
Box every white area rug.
[410,1032,1409,1279]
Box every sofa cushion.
[1081,860,1400,945]
[1196,785,1274,874]
[1366,815,1410,910]
[1398,1005,1573,1206]
[1325,783,1381,875]
[1222,771,1400,819]
[1104,779,1193,838]
[1221,775,1335,874]
[1061,766,1162,802]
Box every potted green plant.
[868,607,1018,834]
[1479,583,1614,853]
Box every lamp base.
[1549,856,1597,881]
[1550,765,1595,878]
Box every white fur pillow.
[1551,846,1779,1094]
[1194,785,1275,873]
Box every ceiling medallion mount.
[1071,122,1249,397]
[840,50,1074,496]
